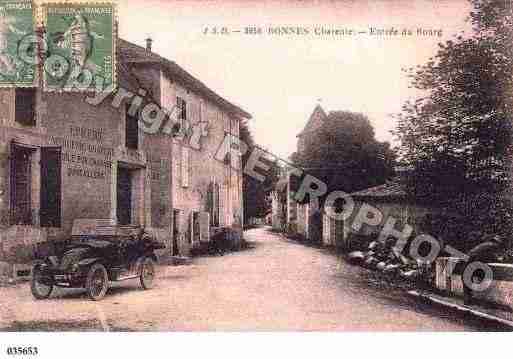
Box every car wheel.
[86,263,109,301]
[31,264,53,300]
[140,257,156,290]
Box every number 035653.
[6,346,39,356]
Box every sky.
[117,0,472,159]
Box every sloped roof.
[297,104,327,137]
[350,181,408,200]
[118,39,251,119]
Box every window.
[40,147,61,227]
[125,104,139,149]
[10,144,33,225]
[15,88,36,126]
[177,96,187,131]
[181,146,189,187]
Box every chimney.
[145,37,153,52]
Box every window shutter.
[189,212,194,244]
[15,89,36,126]
[177,97,187,133]
[215,182,220,226]
[10,143,32,225]
[208,181,220,227]
[40,147,61,227]
[181,146,189,187]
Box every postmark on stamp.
[0,0,36,87]
[43,2,116,91]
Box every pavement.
[0,227,506,331]
[407,290,513,329]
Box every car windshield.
[67,237,119,249]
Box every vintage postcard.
[42,1,116,91]
[0,0,36,87]
[0,0,512,357]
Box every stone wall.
[435,257,513,309]
[343,200,437,239]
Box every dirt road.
[0,227,490,331]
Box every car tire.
[140,257,156,290]
[31,264,53,300]
[85,263,109,301]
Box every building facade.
[0,37,250,277]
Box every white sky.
[118,0,472,159]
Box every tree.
[239,121,280,223]
[393,0,512,241]
[291,111,396,195]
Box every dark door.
[40,147,61,227]
[117,167,132,225]
[10,144,32,225]
[192,212,200,243]
[172,209,180,256]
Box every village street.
[0,227,498,331]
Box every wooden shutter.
[189,212,195,244]
[10,144,32,225]
[15,89,35,126]
[40,147,62,227]
[177,97,187,132]
[181,146,189,187]
[214,182,220,226]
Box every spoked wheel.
[86,263,109,301]
[31,264,53,300]
[140,257,156,290]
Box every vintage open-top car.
[31,219,165,301]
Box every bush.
[346,232,379,252]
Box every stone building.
[270,105,328,242]
[0,37,250,278]
[338,180,439,249]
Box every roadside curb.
[407,289,513,329]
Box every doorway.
[40,147,61,227]
[172,209,181,256]
[117,167,133,225]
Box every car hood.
[59,247,92,270]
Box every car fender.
[77,257,104,268]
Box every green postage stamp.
[0,0,36,87]
[43,2,116,91]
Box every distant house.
[296,104,328,154]
[270,178,287,231]
[269,105,330,242]
[338,180,441,248]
